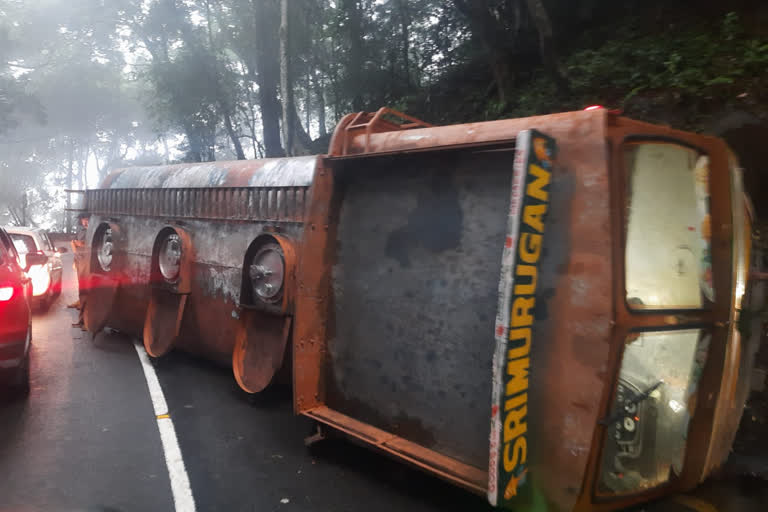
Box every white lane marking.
[134,339,197,512]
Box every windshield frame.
[622,139,714,312]
[583,128,736,507]
[595,326,712,497]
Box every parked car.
[0,226,47,395]
[5,226,66,309]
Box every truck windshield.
[598,329,710,495]
[624,143,712,309]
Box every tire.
[34,292,51,313]
[12,353,30,397]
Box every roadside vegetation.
[1,0,766,227]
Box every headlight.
[97,227,114,272]
[158,232,182,283]
[29,264,51,296]
[249,244,284,302]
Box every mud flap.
[83,274,119,335]
[143,291,188,358]
[232,311,291,393]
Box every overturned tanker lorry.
[77,107,758,511]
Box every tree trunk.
[290,105,313,154]
[20,194,27,226]
[82,144,89,190]
[224,110,246,160]
[254,0,284,157]
[205,0,246,160]
[396,0,411,89]
[343,0,364,111]
[314,71,327,138]
[305,75,312,139]
[161,135,171,164]
[279,0,294,156]
[184,122,203,162]
[524,0,570,95]
[453,0,514,105]
[66,141,73,234]
[247,98,261,158]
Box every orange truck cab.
[79,108,757,511]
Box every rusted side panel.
[340,110,602,158]
[233,314,292,393]
[84,213,305,365]
[297,110,613,511]
[327,147,516,469]
[86,186,309,223]
[525,113,612,511]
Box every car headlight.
[249,244,285,302]
[29,264,51,296]
[97,227,114,272]
[158,232,182,283]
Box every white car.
[5,227,66,309]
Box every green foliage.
[495,12,768,125]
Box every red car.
[0,227,47,395]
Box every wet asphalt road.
[0,253,764,511]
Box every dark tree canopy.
[1,0,767,227]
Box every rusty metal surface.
[304,405,488,495]
[86,186,309,223]
[327,148,515,469]
[79,109,748,511]
[296,109,615,512]
[143,293,187,357]
[338,110,602,158]
[573,118,745,511]
[341,107,433,155]
[233,314,291,393]
[101,156,318,189]
[83,212,305,367]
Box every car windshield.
[10,233,38,254]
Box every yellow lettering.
[503,403,527,443]
[526,164,551,202]
[523,204,547,233]
[503,436,528,472]
[514,264,537,296]
[519,233,542,264]
[511,297,535,327]
[504,392,527,411]
[507,328,531,358]
[505,358,529,397]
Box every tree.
[341,0,365,111]
[280,0,294,155]
[452,0,516,105]
[252,0,285,157]
[524,0,569,95]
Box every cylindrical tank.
[83,156,318,375]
